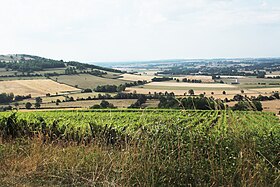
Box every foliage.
[25,102,32,109]
[159,96,226,110]
[0,93,14,104]
[128,95,147,108]
[0,110,279,186]
[94,84,126,93]
[90,100,116,109]
[232,100,263,111]
[151,77,173,82]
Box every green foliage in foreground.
[0,110,279,186]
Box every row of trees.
[180,78,202,83]
[90,100,116,109]
[92,81,149,93]
[0,93,31,104]
[5,58,65,72]
[158,95,263,111]
[94,85,126,93]
[151,77,173,82]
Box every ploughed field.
[0,110,279,186]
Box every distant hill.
[0,54,123,73]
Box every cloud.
[0,0,279,61]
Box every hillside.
[0,54,123,73]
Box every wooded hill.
[0,54,122,73]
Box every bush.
[25,102,32,109]
[82,88,92,93]
[232,100,263,111]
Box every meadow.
[0,110,279,186]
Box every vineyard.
[0,110,279,186]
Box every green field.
[0,110,279,186]
[50,74,130,90]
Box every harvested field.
[147,82,236,88]
[249,87,280,94]
[173,75,214,83]
[50,74,130,90]
[119,73,157,81]
[42,99,137,108]
[0,79,79,97]
[261,100,280,113]
[125,86,273,100]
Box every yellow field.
[173,75,214,83]
[125,81,280,100]
[119,73,157,81]
[42,99,137,108]
[0,79,80,97]
[261,100,280,113]
[125,87,239,96]
[119,74,214,83]
[147,82,235,88]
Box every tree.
[0,93,14,103]
[241,90,245,94]
[25,102,32,109]
[222,91,226,95]
[100,100,110,108]
[35,102,41,109]
[35,97,42,103]
[188,89,195,96]
[90,104,101,109]
[257,71,266,78]
[14,102,19,109]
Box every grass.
[0,68,18,76]
[0,76,46,81]
[50,74,131,90]
[34,68,67,75]
[0,110,279,186]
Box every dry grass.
[0,110,279,186]
[0,79,80,97]
[0,135,278,186]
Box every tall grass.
[0,111,279,186]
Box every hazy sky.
[0,0,280,62]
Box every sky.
[0,0,280,62]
